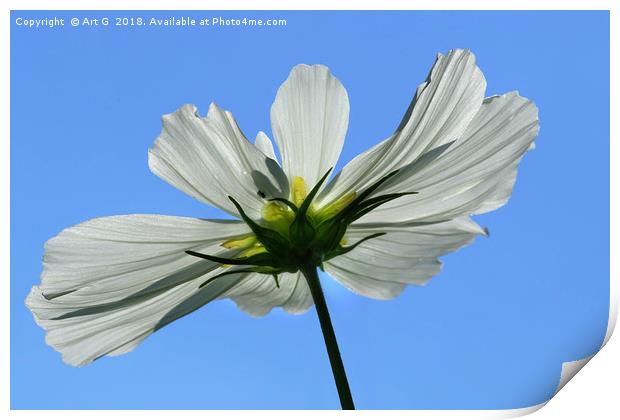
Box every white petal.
[26,215,252,366]
[149,103,289,218]
[318,49,486,206]
[358,91,539,223]
[254,131,278,162]
[224,271,313,317]
[271,64,349,186]
[39,214,249,297]
[324,217,485,300]
[280,273,314,314]
[27,270,247,367]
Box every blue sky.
[11,10,609,409]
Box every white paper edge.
[2,2,616,419]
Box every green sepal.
[336,168,402,222]
[323,232,386,262]
[313,218,348,256]
[347,191,418,222]
[185,250,277,268]
[199,266,283,289]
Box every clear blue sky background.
[11,11,609,409]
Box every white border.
[2,1,616,418]
[1,0,618,10]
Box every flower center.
[186,167,418,288]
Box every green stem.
[301,263,355,410]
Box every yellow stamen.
[292,176,308,207]
[340,236,348,246]
[221,234,257,249]
[262,201,292,222]
[316,191,357,220]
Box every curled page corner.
[524,287,618,418]
[555,356,595,394]
[496,284,618,419]
[490,403,546,419]
[551,282,618,397]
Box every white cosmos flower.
[26,49,539,367]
